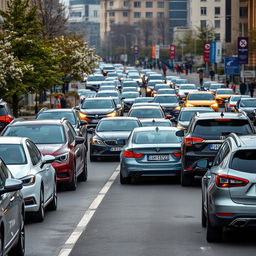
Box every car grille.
[104,140,126,146]
[87,114,107,119]
[195,105,211,107]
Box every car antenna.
[155,126,159,132]
[152,119,155,123]
[221,111,224,117]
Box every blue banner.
[210,41,216,63]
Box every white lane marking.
[58,166,120,256]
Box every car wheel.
[78,160,87,182]
[120,171,131,185]
[68,163,77,191]
[181,170,193,186]
[201,196,206,228]
[206,214,222,242]
[48,181,57,211]
[90,154,97,162]
[34,188,45,222]
[9,212,25,256]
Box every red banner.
[169,44,176,60]
[152,45,156,58]
[203,42,210,63]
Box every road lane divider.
[58,166,120,256]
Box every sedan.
[140,118,173,127]
[127,106,168,119]
[121,92,140,111]
[0,137,56,222]
[120,127,182,184]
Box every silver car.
[225,95,250,112]
[0,137,57,222]
[120,127,182,184]
[200,133,256,242]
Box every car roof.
[7,119,64,126]
[97,90,118,93]
[195,112,248,120]
[140,118,171,123]
[240,97,256,101]
[216,88,233,91]
[39,108,74,113]
[154,94,177,97]
[133,126,178,132]
[130,106,162,110]
[84,97,114,101]
[0,136,26,144]
[188,91,213,95]
[238,135,256,147]
[100,117,139,121]
[180,107,214,112]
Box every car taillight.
[0,115,13,123]
[229,104,235,108]
[215,174,249,188]
[123,150,144,158]
[184,137,204,146]
[172,152,181,158]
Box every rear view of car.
[0,99,13,132]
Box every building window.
[214,20,220,28]
[157,12,164,18]
[109,11,115,16]
[215,7,221,15]
[214,33,221,40]
[134,12,141,18]
[215,0,220,2]
[200,7,207,16]
[123,1,129,6]
[157,1,164,8]
[134,1,141,7]
[123,11,128,17]
[93,10,98,17]
[146,1,153,7]
[201,0,207,1]
[70,12,82,17]
[109,1,114,6]
[239,23,248,35]
[146,12,153,18]
[200,20,206,28]
[240,7,248,18]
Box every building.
[0,0,7,12]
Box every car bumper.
[90,144,123,157]
[52,162,72,183]
[21,183,41,212]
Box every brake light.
[123,150,144,158]
[184,137,204,146]
[216,213,234,217]
[0,115,13,123]
[172,152,181,158]
[229,104,235,108]
[214,119,231,121]
[215,174,249,188]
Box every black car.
[79,97,119,129]
[234,97,256,125]
[36,108,88,146]
[121,92,140,111]
[0,159,25,256]
[90,117,141,161]
[177,112,255,186]
[0,99,14,132]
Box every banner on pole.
[152,45,156,58]
[215,41,222,63]
[155,45,160,59]
[238,37,249,64]
[169,44,176,60]
[203,42,210,63]
[210,41,216,63]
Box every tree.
[196,25,215,55]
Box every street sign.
[224,57,240,75]
[203,42,210,63]
[238,37,249,64]
[152,45,156,58]
[169,44,175,60]
[241,70,256,78]
[155,45,160,59]
[210,41,216,63]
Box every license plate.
[210,144,221,150]
[148,155,169,161]
[110,147,123,152]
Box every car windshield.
[188,94,214,100]
[217,90,233,95]
[97,120,139,132]
[179,85,196,90]
[100,87,116,91]
[179,110,212,121]
[3,125,66,144]
[122,93,139,98]
[122,82,137,87]
[37,111,76,125]
[0,144,27,165]
[158,89,176,94]
[231,150,256,173]
[129,75,140,79]
[133,130,180,144]
[176,80,188,84]
[87,76,104,81]
[210,85,221,89]
[78,91,96,97]
[141,121,171,127]
[193,120,252,136]
[97,92,118,97]
[82,100,114,109]
[149,75,163,80]
[134,98,153,103]
[123,88,137,92]
[129,109,164,118]
[154,96,178,103]
[240,99,256,107]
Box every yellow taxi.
[184,92,219,111]
[215,88,234,105]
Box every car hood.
[96,131,132,140]
[7,164,32,179]
[123,98,136,103]
[160,103,179,108]
[36,144,66,155]
[186,100,216,105]
[177,121,189,128]
[87,81,102,85]
[80,109,114,114]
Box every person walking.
[198,69,204,89]
[209,69,215,81]
[240,80,247,95]
[249,80,256,97]
[162,65,167,77]
[231,82,236,93]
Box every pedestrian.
[226,79,230,88]
[231,82,236,93]
[240,80,247,95]
[198,70,204,89]
[249,80,255,97]
[162,65,167,77]
[185,63,189,75]
[53,95,61,108]
[60,94,67,108]
[209,69,215,81]
[178,65,182,74]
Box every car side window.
[66,123,76,143]
[26,141,41,165]
[213,142,230,166]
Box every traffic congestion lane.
[25,159,119,256]
[70,177,256,256]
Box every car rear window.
[188,94,214,101]
[82,100,114,109]
[97,120,139,132]
[240,99,256,107]
[231,150,256,173]
[179,110,213,121]
[153,96,178,103]
[129,109,164,118]
[37,112,76,125]
[217,90,233,95]
[193,119,253,137]
[0,106,7,116]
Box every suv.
[177,112,255,186]
[200,134,256,242]
[0,99,14,132]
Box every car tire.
[48,181,57,211]
[78,160,87,182]
[68,163,77,191]
[34,188,45,222]
[201,197,207,228]
[120,171,131,185]
[90,155,97,162]
[9,211,25,256]
[181,170,193,186]
[206,214,222,243]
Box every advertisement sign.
[152,45,156,58]
[169,44,176,60]
[224,57,240,75]
[215,41,222,63]
[203,42,210,63]
[155,45,160,59]
[210,41,216,63]
[238,37,249,64]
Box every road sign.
[241,70,256,78]
[224,57,240,75]
[203,42,210,63]
[169,44,175,60]
[238,37,249,64]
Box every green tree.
[196,25,215,55]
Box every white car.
[177,84,198,99]
[0,137,57,222]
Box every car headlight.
[174,106,181,111]
[137,88,141,92]
[91,138,104,144]
[185,103,194,107]
[146,88,151,92]
[55,153,69,163]
[177,124,186,130]
[107,111,117,117]
[20,175,36,186]
[212,103,218,107]
[79,112,87,120]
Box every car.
[208,83,225,93]
[90,117,141,161]
[121,92,140,111]
[200,134,256,242]
[215,88,234,105]
[0,137,57,221]
[151,84,170,96]
[176,107,214,130]
[174,79,189,87]
[86,74,104,91]
[79,97,119,128]
[202,81,214,91]
[177,112,255,186]
[225,95,250,112]
[2,119,87,191]
[147,73,164,82]
[0,159,24,256]
[132,102,161,108]
[112,97,124,116]
[177,84,198,99]
[184,92,219,111]
[101,64,115,75]
[128,74,142,84]
[127,106,167,119]
[134,97,153,104]
[96,90,120,98]
[0,99,14,132]
[146,80,164,96]
[77,89,96,101]
[120,127,182,184]
[121,80,138,89]
[153,95,181,117]
[157,88,177,95]
[122,87,138,93]
[99,85,117,91]
[166,76,180,86]
[140,118,173,127]
[234,97,256,124]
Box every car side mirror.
[41,155,55,168]
[75,136,85,145]
[165,114,172,119]
[0,179,23,195]
[80,120,87,126]
[74,106,80,110]
[176,129,185,137]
